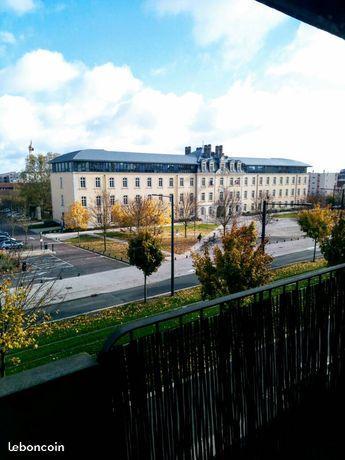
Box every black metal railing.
[100,263,345,459]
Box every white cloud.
[0,0,38,14]
[0,31,16,44]
[0,49,81,93]
[147,0,287,65]
[0,34,345,173]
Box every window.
[135,195,141,202]
[123,195,128,204]
[266,177,270,185]
[180,177,184,187]
[147,177,152,187]
[303,188,306,196]
[251,203,255,211]
[273,177,277,185]
[244,191,247,199]
[259,177,263,186]
[220,178,224,186]
[252,177,255,186]
[251,190,255,198]
[259,190,262,198]
[297,189,301,196]
[209,161,215,172]
[219,191,224,201]
[159,195,163,202]
[291,189,294,196]
[158,177,163,187]
[286,177,289,185]
[110,195,115,205]
[304,177,307,184]
[96,195,101,206]
[272,189,276,197]
[95,177,101,188]
[135,177,140,188]
[60,177,63,189]
[81,196,87,207]
[202,177,206,186]
[201,192,205,201]
[279,177,283,185]
[230,178,234,186]
[209,192,213,201]
[279,189,282,197]
[236,191,240,199]
[60,195,64,207]
[201,161,206,172]
[109,177,115,188]
[80,177,86,188]
[298,177,301,185]
[122,177,128,188]
[190,192,194,202]
[209,178,214,186]
[243,204,247,211]
[285,189,289,196]
[179,193,184,203]
[169,178,173,187]
[292,177,295,184]
[201,207,205,216]
[190,177,194,186]
[244,177,248,186]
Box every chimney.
[204,144,211,157]
[185,146,191,155]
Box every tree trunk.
[103,229,107,252]
[144,274,147,303]
[0,351,5,378]
[223,224,226,236]
[313,239,317,262]
[184,222,187,238]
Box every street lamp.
[152,194,175,296]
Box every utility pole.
[261,199,267,250]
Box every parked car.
[0,231,10,238]
[0,238,24,250]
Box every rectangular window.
[80,177,86,188]
[110,195,115,205]
[60,195,64,207]
[81,196,87,207]
[304,177,307,184]
[190,177,194,186]
[179,193,184,203]
[298,177,301,185]
[279,189,282,197]
[147,177,152,187]
[202,177,206,186]
[135,177,140,188]
[236,191,240,199]
[273,177,277,185]
[201,192,205,201]
[244,177,248,186]
[96,195,101,206]
[219,191,224,201]
[259,190,262,198]
[244,191,247,199]
[180,177,184,187]
[259,177,263,186]
[272,189,276,197]
[209,192,213,201]
[279,177,283,185]
[95,177,101,188]
[158,177,163,187]
[109,177,115,188]
[291,189,294,195]
[251,190,255,198]
[286,177,289,185]
[220,178,224,186]
[60,177,63,189]
[135,194,141,202]
[230,178,234,186]
[122,177,128,188]
[266,177,270,185]
[209,178,214,186]
[285,189,289,196]
[252,177,255,186]
[292,177,295,184]
[297,188,301,196]
[123,195,128,204]
[169,178,173,187]
[243,204,247,211]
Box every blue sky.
[0,0,345,172]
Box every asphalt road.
[48,248,322,321]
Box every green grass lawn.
[65,234,129,261]
[4,258,327,376]
[275,212,298,219]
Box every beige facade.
[52,169,309,224]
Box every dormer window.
[201,160,207,172]
[229,161,235,172]
[209,160,215,172]
[236,161,242,172]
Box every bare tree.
[90,190,114,251]
[255,193,274,226]
[215,189,241,235]
[176,192,198,237]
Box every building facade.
[308,172,339,196]
[50,145,310,224]
[0,171,19,183]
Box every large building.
[308,172,339,196]
[0,171,19,183]
[50,145,310,223]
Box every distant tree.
[176,193,197,238]
[64,201,90,245]
[128,232,164,302]
[321,216,345,265]
[90,191,114,252]
[215,189,240,236]
[0,278,52,377]
[20,152,55,218]
[193,222,272,299]
[298,205,335,261]
[307,194,328,207]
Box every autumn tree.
[321,215,345,265]
[20,152,57,218]
[176,192,197,237]
[0,278,53,377]
[215,189,240,236]
[121,197,170,233]
[64,201,90,245]
[128,232,164,302]
[90,190,115,251]
[193,222,272,299]
[298,205,335,261]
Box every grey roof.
[50,149,198,165]
[50,148,310,168]
[231,157,311,167]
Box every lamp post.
[152,194,175,296]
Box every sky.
[0,0,344,173]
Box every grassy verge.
[65,234,129,262]
[4,258,327,376]
[275,212,298,219]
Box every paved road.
[48,248,322,320]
